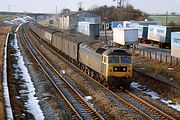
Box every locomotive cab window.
[121,56,131,64]
[108,56,120,63]
[103,56,107,63]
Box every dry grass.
[133,55,180,84]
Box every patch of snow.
[168,68,174,71]
[84,96,92,101]
[15,96,21,100]
[160,99,180,112]
[3,16,34,25]
[11,25,44,119]
[60,70,65,74]
[130,82,141,88]
[143,90,160,100]
[84,96,94,108]
[131,82,180,112]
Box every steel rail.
[125,90,174,120]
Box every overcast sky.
[0,0,179,14]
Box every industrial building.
[47,11,101,30]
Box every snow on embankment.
[3,16,45,119]
[131,82,180,112]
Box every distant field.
[0,15,11,20]
[0,14,16,21]
[149,16,180,25]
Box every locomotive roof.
[80,41,131,56]
[103,49,131,56]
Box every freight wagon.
[147,25,180,48]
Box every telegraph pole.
[56,5,57,14]
[105,16,107,41]
[103,6,107,41]
[8,5,10,13]
[166,11,168,25]
[77,2,83,11]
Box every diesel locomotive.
[28,22,133,89]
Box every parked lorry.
[147,25,180,48]
[113,28,138,47]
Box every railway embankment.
[132,54,180,103]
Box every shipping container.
[130,24,148,39]
[171,32,180,58]
[113,28,138,46]
[78,21,99,38]
[111,21,131,29]
[130,21,159,26]
[147,25,180,48]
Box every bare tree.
[88,3,148,21]
[61,8,71,14]
[113,0,128,8]
[113,0,128,20]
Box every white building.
[56,11,101,29]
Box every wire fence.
[130,48,180,65]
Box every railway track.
[19,23,105,120]
[24,23,175,119]
[115,89,175,120]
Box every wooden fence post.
[143,50,145,57]
[160,54,162,63]
[155,53,157,60]
[170,56,173,65]
[176,58,179,65]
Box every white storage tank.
[171,32,180,58]
[113,28,138,45]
